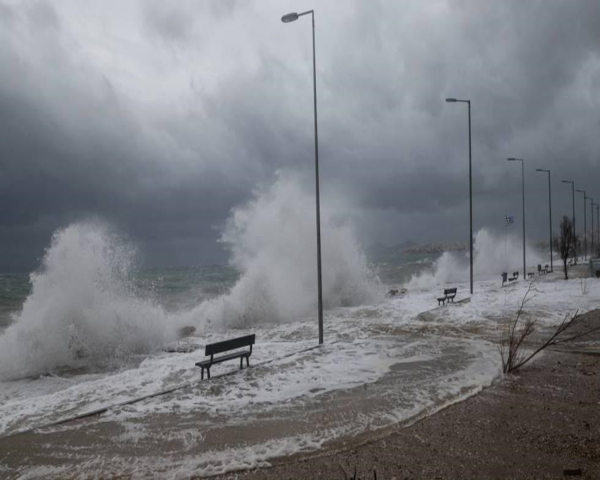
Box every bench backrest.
[513,272,518,276]
[205,334,255,356]
[444,288,457,295]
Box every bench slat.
[195,350,250,367]
[205,334,255,356]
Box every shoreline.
[1,299,598,478]
[215,347,600,479]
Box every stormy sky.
[1,0,600,269]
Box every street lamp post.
[536,169,553,272]
[508,158,526,278]
[445,98,473,295]
[576,189,587,260]
[281,9,324,345]
[592,203,600,256]
[596,203,599,257]
[562,180,576,260]
[590,198,595,257]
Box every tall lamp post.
[596,203,600,258]
[576,189,587,260]
[281,9,324,345]
[596,203,599,257]
[590,198,595,257]
[536,168,553,272]
[446,98,473,295]
[508,158,526,278]
[562,180,576,260]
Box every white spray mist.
[0,222,174,380]
[186,174,381,330]
[408,228,546,290]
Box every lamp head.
[536,168,549,172]
[507,157,520,162]
[445,98,457,103]
[281,12,299,23]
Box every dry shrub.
[500,283,600,373]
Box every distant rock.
[366,240,467,258]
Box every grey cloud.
[143,1,196,42]
[1,0,600,268]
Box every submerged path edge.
[1,343,324,440]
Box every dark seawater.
[370,252,438,286]
[0,273,31,329]
[0,253,438,330]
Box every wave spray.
[0,222,173,380]
[186,174,381,330]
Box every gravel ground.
[214,313,600,480]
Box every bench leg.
[207,368,210,379]
[201,368,204,380]
[240,356,243,370]
[246,356,250,367]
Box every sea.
[0,216,595,477]
[0,254,434,333]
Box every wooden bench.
[437,288,457,305]
[195,334,255,380]
[508,271,519,282]
[527,272,535,278]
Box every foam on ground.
[2,273,599,478]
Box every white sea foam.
[2,272,598,479]
[0,176,382,379]
[0,222,176,381]
[2,179,598,479]
[183,174,381,330]
[408,228,547,289]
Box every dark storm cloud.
[308,0,600,243]
[1,0,600,269]
[0,0,256,267]
[143,1,197,42]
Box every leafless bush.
[500,284,600,374]
[580,278,590,295]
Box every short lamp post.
[445,97,473,294]
[508,158,526,278]
[281,9,324,345]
